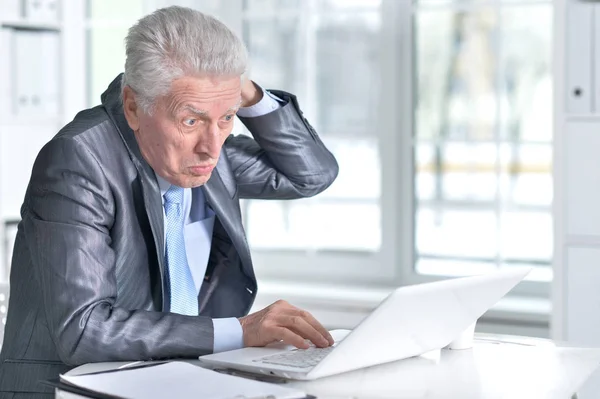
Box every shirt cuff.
[212,317,244,353]
[236,83,285,118]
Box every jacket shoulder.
[54,105,113,142]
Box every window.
[243,0,553,294]
[413,2,553,293]
[242,0,383,253]
[239,0,397,284]
[85,0,553,296]
[86,0,226,106]
[87,0,143,106]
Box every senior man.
[0,6,338,397]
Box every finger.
[283,315,331,348]
[270,302,333,345]
[291,309,334,346]
[274,326,310,349]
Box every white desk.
[56,334,600,399]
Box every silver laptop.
[199,268,531,380]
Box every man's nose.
[197,123,223,159]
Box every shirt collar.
[155,173,172,197]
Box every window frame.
[242,0,410,289]
[243,0,552,300]
[408,0,553,299]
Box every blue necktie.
[163,186,198,316]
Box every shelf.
[1,20,61,32]
[565,114,600,122]
[0,215,20,224]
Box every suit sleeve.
[22,136,215,366]
[226,90,339,199]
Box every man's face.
[133,76,241,188]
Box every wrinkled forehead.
[162,75,242,115]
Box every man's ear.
[122,86,140,131]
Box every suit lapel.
[117,120,165,270]
[137,161,166,305]
[202,168,254,281]
[119,127,166,310]
[102,76,167,309]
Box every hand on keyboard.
[238,300,335,349]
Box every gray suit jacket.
[0,74,338,396]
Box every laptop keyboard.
[255,346,335,369]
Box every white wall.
[553,0,600,396]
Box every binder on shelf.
[13,30,36,116]
[39,31,60,116]
[40,0,60,22]
[43,0,60,23]
[22,0,59,23]
[22,0,41,21]
[12,29,59,118]
[566,4,594,114]
[0,0,21,20]
[0,28,14,118]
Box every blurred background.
[13,0,600,394]
[88,0,554,291]
[0,0,555,337]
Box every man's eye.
[183,119,197,127]
[223,114,234,122]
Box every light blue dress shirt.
[155,86,283,353]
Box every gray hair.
[122,6,248,114]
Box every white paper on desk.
[60,361,306,399]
